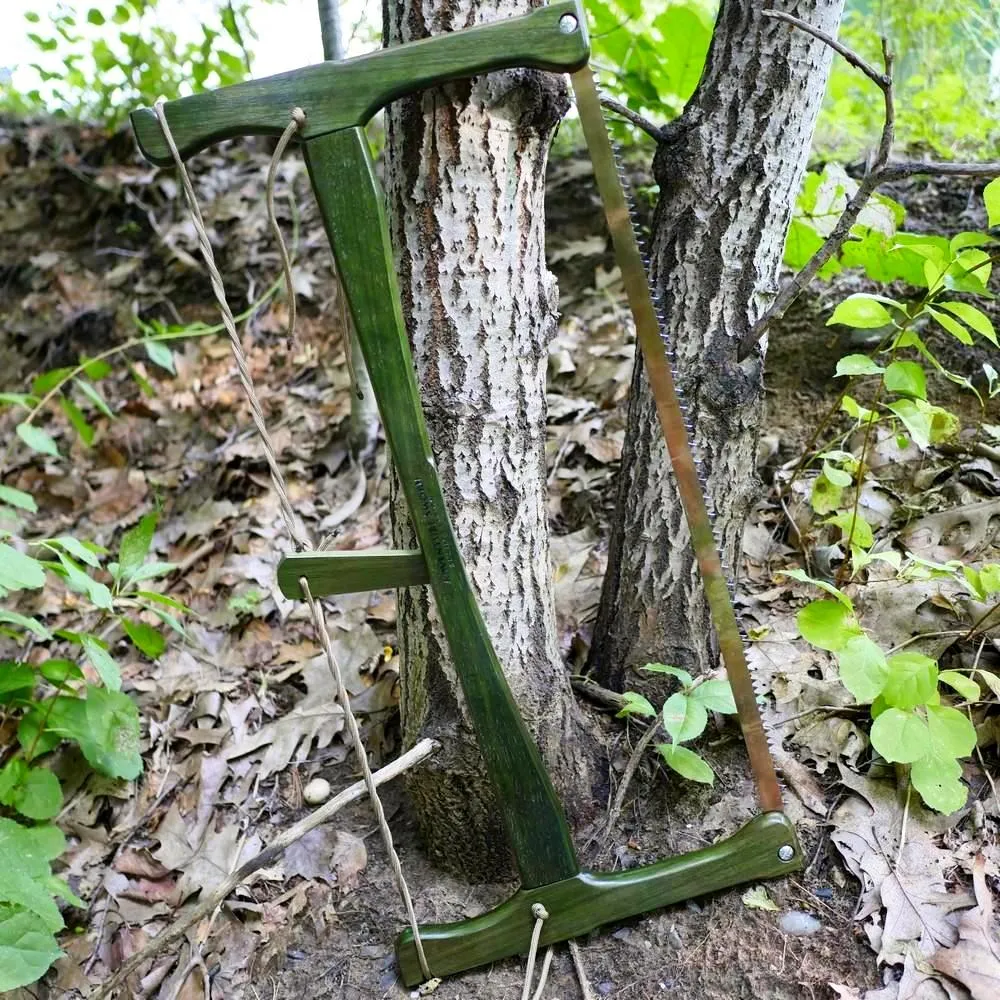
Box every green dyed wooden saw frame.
[131,1,801,987]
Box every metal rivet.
[558,13,578,33]
[778,844,795,863]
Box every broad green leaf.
[80,357,112,380]
[15,423,58,458]
[57,554,112,611]
[985,177,1000,228]
[835,354,884,377]
[642,663,694,687]
[691,679,736,714]
[16,706,63,761]
[822,461,853,488]
[928,306,973,345]
[781,568,853,608]
[50,535,103,568]
[911,751,966,814]
[0,545,46,593]
[0,662,35,699]
[797,599,862,652]
[937,671,980,702]
[617,691,657,718]
[883,361,926,400]
[0,907,63,992]
[118,513,157,583]
[938,301,997,346]
[656,743,714,784]
[810,472,843,515]
[0,820,66,931]
[950,232,993,253]
[825,511,874,549]
[827,294,895,329]
[741,886,778,911]
[836,635,888,703]
[80,636,121,691]
[882,652,938,710]
[0,612,51,641]
[888,399,959,449]
[952,248,992,290]
[925,704,976,758]
[124,560,176,583]
[661,692,708,744]
[980,564,1000,595]
[0,486,37,513]
[136,590,189,611]
[869,707,928,763]
[79,685,142,780]
[144,340,175,373]
[10,768,62,821]
[31,368,73,396]
[963,566,985,601]
[841,395,878,424]
[122,619,165,659]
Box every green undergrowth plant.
[782,180,1000,814]
[0,506,188,989]
[618,663,738,785]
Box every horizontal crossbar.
[277,549,429,599]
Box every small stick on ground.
[598,718,661,847]
[93,738,438,1000]
[568,939,598,1000]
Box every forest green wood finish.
[130,0,589,165]
[277,550,430,598]
[396,811,802,986]
[302,127,578,889]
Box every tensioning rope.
[152,101,431,984]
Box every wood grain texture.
[302,126,577,889]
[395,811,802,985]
[130,0,588,165]
[276,550,430,598]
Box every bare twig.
[568,939,598,1000]
[571,674,627,712]
[879,160,1000,180]
[599,718,660,845]
[599,95,665,143]
[93,738,438,1000]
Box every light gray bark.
[382,0,598,878]
[590,0,846,690]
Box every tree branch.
[599,96,665,143]
[736,14,1000,362]
[93,738,439,1000]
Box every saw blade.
[570,66,785,815]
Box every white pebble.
[303,777,331,805]
[780,910,822,935]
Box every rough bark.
[382,0,598,879]
[590,0,846,690]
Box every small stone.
[780,910,822,936]
[303,777,331,805]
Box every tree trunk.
[382,0,598,879]
[590,0,845,690]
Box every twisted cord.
[152,101,431,983]
[521,904,554,1000]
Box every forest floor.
[1,119,998,1000]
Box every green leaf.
[0,819,67,932]
[39,659,83,686]
[15,423,59,458]
[0,544,46,593]
[691,679,737,714]
[0,662,35,700]
[822,461,853,488]
[0,907,63,992]
[78,686,142,780]
[882,652,939,710]
[841,395,878,424]
[937,671,980,702]
[781,568,854,607]
[144,340,175,373]
[617,691,656,718]
[122,619,165,659]
[641,663,694,687]
[836,635,888,703]
[10,767,62,821]
[50,536,103,568]
[980,564,1000,595]
[741,886,778,911]
[59,397,93,446]
[870,707,928,763]
[661,692,708,743]
[825,510,874,549]
[797,599,862,652]
[656,744,714,784]
[0,612,51,641]
[31,368,73,396]
[985,177,1000,228]
[80,636,121,691]
[118,513,157,584]
[938,302,997,346]
[809,472,843,515]
[911,751,966,814]
[827,294,895,329]
[75,379,114,418]
[928,306,973,345]
[925,704,976,758]
[888,399,959,449]
[835,354,885,377]
[0,393,38,408]
[883,361,926,400]
[0,486,37,513]
[124,561,176,583]
[57,554,112,611]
